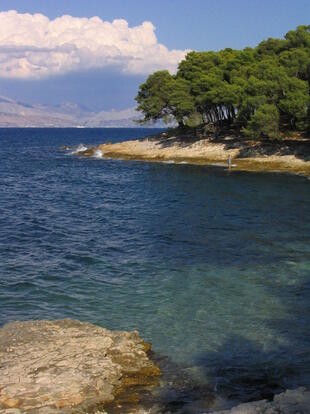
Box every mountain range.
[0,96,151,127]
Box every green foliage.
[135,70,173,124]
[168,78,196,126]
[135,25,310,138]
[242,104,280,140]
[278,79,309,129]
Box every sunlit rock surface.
[77,133,310,177]
[0,319,160,413]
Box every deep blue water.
[1,128,310,410]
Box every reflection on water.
[0,128,310,411]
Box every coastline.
[80,132,310,177]
[1,319,310,414]
[2,319,310,414]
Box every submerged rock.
[0,319,160,413]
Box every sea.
[1,128,310,412]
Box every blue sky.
[0,0,309,110]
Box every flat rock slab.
[0,319,160,413]
[213,387,310,414]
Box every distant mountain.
[85,107,141,127]
[0,95,159,128]
[0,96,79,127]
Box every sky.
[0,0,309,111]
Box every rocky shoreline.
[1,320,310,414]
[213,388,310,414]
[78,131,310,177]
[0,319,160,413]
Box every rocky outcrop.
[1,319,309,414]
[77,133,310,177]
[212,387,310,414]
[0,319,160,413]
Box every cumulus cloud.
[0,10,189,79]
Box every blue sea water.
[1,128,310,410]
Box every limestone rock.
[0,319,160,413]
[212,387,310,413]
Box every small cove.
[1,128,310,412]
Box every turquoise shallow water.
[1,128,310,409]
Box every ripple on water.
[0,128,310,410]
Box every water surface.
[1,128,310,411]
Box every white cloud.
[0,10,189,79]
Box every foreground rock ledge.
[0,319,160,413]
